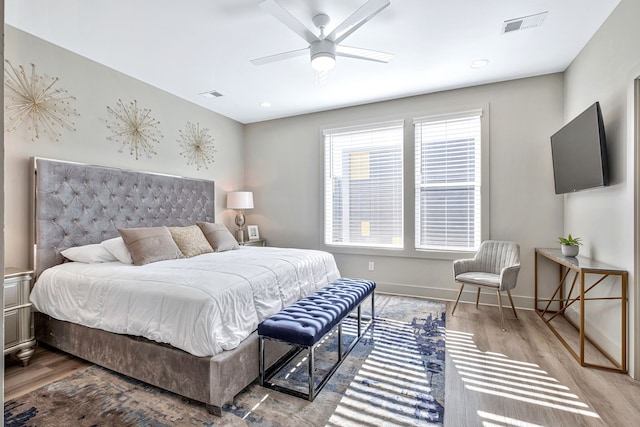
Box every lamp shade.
[227,191,254,210]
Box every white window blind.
[324,121,404,248]
[414,111,482,251]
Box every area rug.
[4,295,446,426]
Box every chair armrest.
[499,265,521,291]
[453,258,480,277]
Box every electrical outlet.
[368,261,375,271]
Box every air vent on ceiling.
[502,11,548,34]
[200,90,223,99]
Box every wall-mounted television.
[550,101,609,194]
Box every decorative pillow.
[118,227,184,266]
[168,225,213,257]
[101,237,134,264]
[61,243,118,263]
[196,222,239,252]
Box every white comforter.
[30,247,340,357]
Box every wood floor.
[5,301,640,426]
[444,301,640,426]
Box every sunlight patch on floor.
[326,317,444,426]
[446,329,601,423]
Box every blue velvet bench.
[258,277,376,401]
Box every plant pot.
[561,244,579,257]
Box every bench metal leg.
[371,291,375,320]
[308,346,315,401]
[259,336,265,386]
[338,323,343,361]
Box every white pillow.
[61,243,118,263]
[101,237,134,264]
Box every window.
[414,111,482,251]
[324,121,404,248]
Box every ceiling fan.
[251,0,394,72]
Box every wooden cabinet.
[4,268,36,366]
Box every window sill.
[322,244,475,261]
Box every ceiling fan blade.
[250,48,309,66]
[336,45,394,63]
[326,0,390,45]
[259,0,319,45]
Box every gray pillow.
[118,226,184,266]
[168,225,213,257]
[196,222,239,252]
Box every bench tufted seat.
[258,277,375,401]
[258,278,375,347]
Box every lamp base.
[236,229,245,243]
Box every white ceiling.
[6,0,620,124]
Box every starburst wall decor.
[178,122,217,170]
[106,99,163,160]
[4,60,79,142]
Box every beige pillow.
[168,225,213,257]
[196,222,239,252]
[118,226,184,266]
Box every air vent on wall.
[200,90,224,99]
[502,11,548,33]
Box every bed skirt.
[34,313,289,415]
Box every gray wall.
[245,74,565,309]
[563,0,640,378]
[4,25,246,270]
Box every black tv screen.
[550,102,609,194]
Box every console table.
[534,248,627,373]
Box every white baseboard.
[374,281,535,310]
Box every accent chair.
[452,240,521,330]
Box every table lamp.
[226,191,254,242]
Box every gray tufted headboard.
[32,158,215,277]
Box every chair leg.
[475,288,481,309]
[496,291,506,331]
[507,290,518,319]
[452,284,465,315]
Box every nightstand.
[4,267,36,366]
[239,239,266,247]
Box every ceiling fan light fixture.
[310,39,336,71]
[311,52,336,71]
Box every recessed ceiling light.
[260,101,271,108]
[471,59,489,69]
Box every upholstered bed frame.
[31,158,287,415]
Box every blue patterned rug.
[4,295,446,426]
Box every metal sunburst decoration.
[178,122,217,170]
[106,99,163,160]
[4,60,79,142]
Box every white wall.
[1,0,6,406]
[563,0,640,377]
[4,25,246,270]
[245,74,565,309]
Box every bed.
[30,157,340,415]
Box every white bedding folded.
[30,247,340,357]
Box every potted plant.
[558,234,582,257]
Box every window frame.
[319,106,489,260]
[414,109,484,252]
[322,120,405,250]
